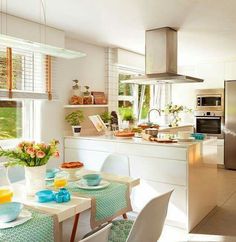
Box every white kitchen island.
[64,135,217,232]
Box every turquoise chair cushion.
[108,220,134,242]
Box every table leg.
[70,213,80,242]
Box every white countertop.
[64,135,209,148]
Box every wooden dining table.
[12,169,140,242]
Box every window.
[118,73,135,119]
[118,70,171,124]
[0,45,49,142]
[0,101,22,139]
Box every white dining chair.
[79,224,112,242]
[1,165,25,183]
[124,190,173,242]
[101,153,130,219]
[101,154,130,177]
[82,190,173,242]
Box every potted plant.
[65,110,84,136]
[122,110,136,129]
[162,103,192,127]
[100,111,111,128]
[0,140,59,195]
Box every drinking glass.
[54,173,68,189]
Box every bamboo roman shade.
[0,44,54,100]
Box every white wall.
[172,30,236,124]
[40,38,106,167]
[0,13,65,47]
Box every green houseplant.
[122,111,136,124]
[100,111,111,125]
[65,110,84,136]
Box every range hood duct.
[124,27,203,84]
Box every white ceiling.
[1,0,236,55]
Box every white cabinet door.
[129,155,187,186]
[131,179,187,229]
[65,148,109,171]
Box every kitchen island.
[64,135,217,232]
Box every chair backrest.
[101,154,130,177]
[126,190,173,242]
[79,224,112,242]
[7,166,25,183]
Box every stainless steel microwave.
[195,89,224,111]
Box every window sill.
[0,139,21,149]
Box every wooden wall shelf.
[64,104,108,108]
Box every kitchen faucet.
[148,108,161,123]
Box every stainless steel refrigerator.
[225,80,236,169]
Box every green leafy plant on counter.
[65,110,84,126]
[122,109,136,123]
[100,111,111,124]
[162,103,192,127]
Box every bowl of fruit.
[60,161,84,181]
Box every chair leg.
[70,213,80,242]
[122,213,128,219]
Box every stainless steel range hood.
[123,27,203,84]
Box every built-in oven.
[196,89,224,111]
[195,111,224,139]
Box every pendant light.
[0,0,86,59]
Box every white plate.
[0,210,32,229]
[76,179,110,190]
[114,136,134,139]
[45,177,55,181]
[177,137,195,142]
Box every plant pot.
[72,125,82,136]
[25,164,46,196]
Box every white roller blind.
[0,45,56,100]
[0,46,7,89]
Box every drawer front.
[129,155,187,186]
[117,143,187,161]
[65,148,109,171]
[131,179,187,229]
[65,138,116,153]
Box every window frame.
[0,46,45,147]
[118,67,144,120]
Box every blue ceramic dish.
[191,133,206,140]
[46,168,59,179]
[82,174,102,186]
[0,202,23,223]
[36,190,55,203]
[55,188,71,203]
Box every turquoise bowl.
[46,168,59,179]
[82,174,102,186]
[36,190,55,203]
[0,202,23,223]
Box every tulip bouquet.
[0,140,60,167]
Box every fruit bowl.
[60,162,84,181]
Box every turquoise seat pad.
[108,220,134,242]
